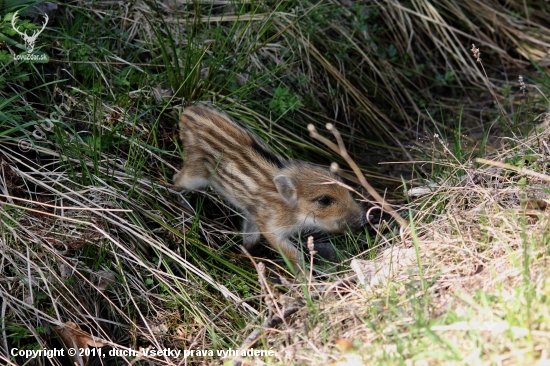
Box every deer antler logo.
[11,10,49,54]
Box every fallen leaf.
[54,322,105,366]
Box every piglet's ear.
[273,175,297,205]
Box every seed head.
[470,44,481,63]
[307,236,317,256]
[518,75,526,95]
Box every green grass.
[0,0,549,365]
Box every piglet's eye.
[315,195,335,207]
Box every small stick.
[307,124,407,226]
[476,158,550,183]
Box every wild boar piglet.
[173,104,366,263]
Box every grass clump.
[243,116,550,365]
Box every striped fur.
[174,104,365,263]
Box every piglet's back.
[179,105,253,148]
[177,104,285,207]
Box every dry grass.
[232,113,550,365]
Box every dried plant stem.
[476,158,550,183]
[470,44,509,122]
[238,247,302,355]
[307,236,316,289]
[307,123,407,226]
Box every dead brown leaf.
[54,321,105,366]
